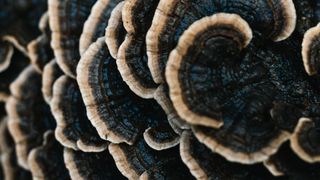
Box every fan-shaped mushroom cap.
[116,0,159,98]
[64,148,125,180]
[6,65,56,169]
[28,131,70,180]
[105,1,126,59]
[180,131,276,179]
[48,0,97,78]
[264,142,320,178]
[77,37,168,145]
[109,139,193,179]
[28,12,53,73]
[41,59,63,104]
[143,126,180,151]
[79,0,121,55]
[28,35,53,73]
[148,0,296,83]
[0,118,32,180]
[0,41,13,73]
[302,23,320,75]
[290,117,320,163]
[51,75,108,152]
[192,124,290,164]
[166,13,252,128]
[0,49,29,102]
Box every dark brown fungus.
[0,49,29,102]
[51,75,108,152]
[143,126,180,151]
[64,148,125,179]
[180,131,276,179]
[77,37,169,145]
[28,13,54,73]
[6,65,56,169]
[117,0,159,98]
[42,59,63,104]
[0,118,32,180]
[302,23,320,75]
[48,0,97,78]
[192,124,290,164]
[148,0,296,83]
[109,138,193,179]
[290,117,320,163]
[166,13,252,128]
[0,41,13,73]
[79,0,122,55]
[28,131,70,180]
[264,142,320,179]
[105,1,126,59]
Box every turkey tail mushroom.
[79,0,122,55]
[0,117,32,180]
[166,13,252,128]
[180,131,276,179]
[77,37,172,146]
[28,12,54,73]
[51,75,108,152]
[116,0,159,98]
[64,148,125,179]
[6,65,56,169]
[290,117,320,163]
[148,0,296,83]
[41,59,63,104]
[27,131,70,180]
[108,138,193,179]
[48,0,97,78]
[105,1,126,59]
[264,142,320,178]
[0,49,29,102]
[302,23,320,75]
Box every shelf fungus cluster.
[1,0,320,179]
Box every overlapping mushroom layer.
[1,0,320,179]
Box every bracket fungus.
[117,0,159,98]
[28,131,70,180]
[64,148,124,179]
[180,131,277,179]
[80,0,122,55]
[28,12,54,73]
[77,37,177,149]
[0,117,32,180]
[0,48,29,102]
[48,0,97,78]
[109,138,193,179]
[290,117,320,163]
[41,59,64,104]
[264,142,320,178]
[105,1,126,59]
[6,65,56,169]
[148,0,296,83]
[51,75,108,152]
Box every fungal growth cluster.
[0,0,320,179]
